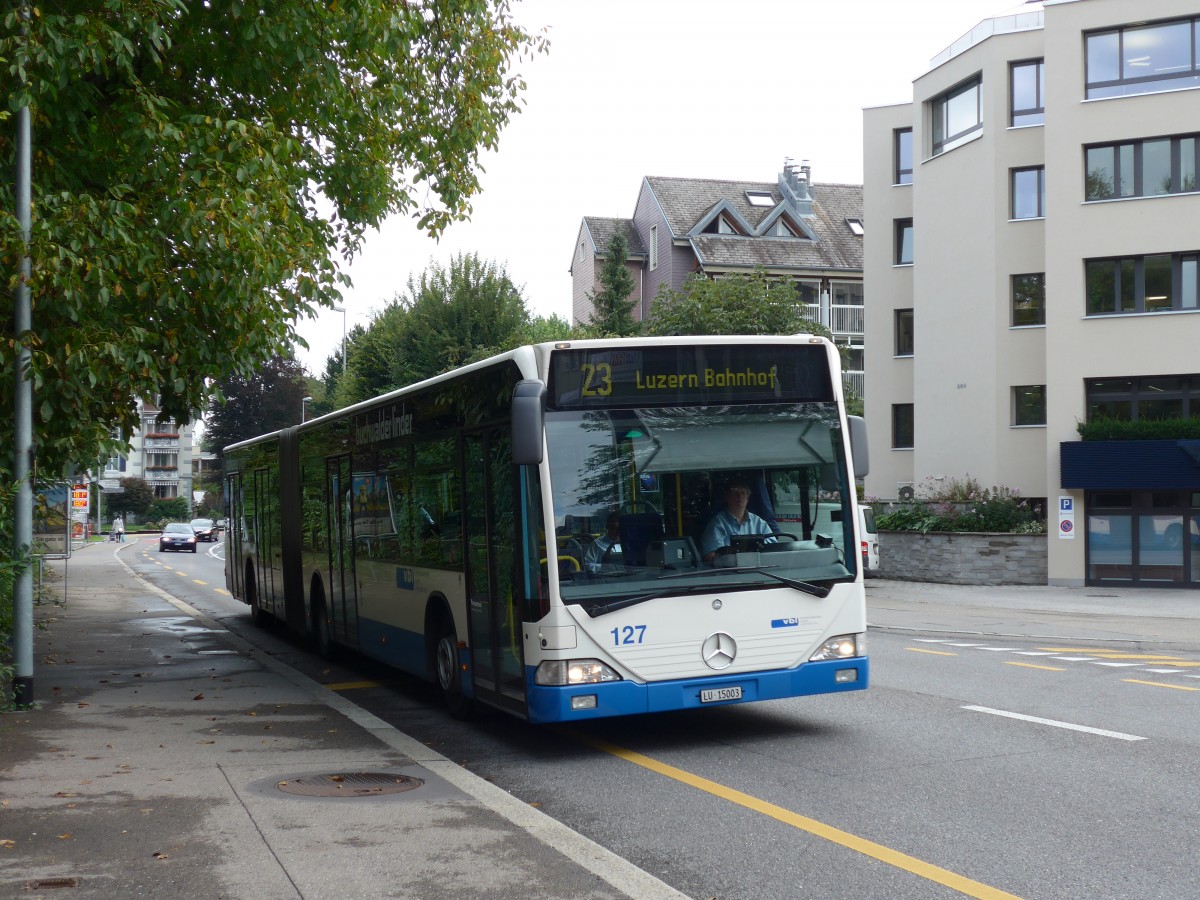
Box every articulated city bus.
[224,336,870,722]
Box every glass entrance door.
[1087,490,1198,586]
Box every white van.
[859,504,880,575]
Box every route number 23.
[581,363,613,397]
[611,625,647,646]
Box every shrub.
[1077,416,1200,441]
[876,477,1046,535]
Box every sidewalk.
[866,577,1200,649]
[1,543,686,899]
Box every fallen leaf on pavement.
[193,693,204,701]
[0,840,15,849]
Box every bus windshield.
[545,402,857,615]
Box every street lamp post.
[301,396,313,423]
[332,305,347,374]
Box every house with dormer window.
[571,159,866,397]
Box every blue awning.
[1060,440,1200,490]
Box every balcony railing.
[843,371,865,399]
[145,470,180,482]
[144,437,179,449]
[803,303,865,337]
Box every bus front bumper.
[525,657,868,724]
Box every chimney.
[779,157,814,217]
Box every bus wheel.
[247,574,269,629]
[313,599,336,660]
[436,625,473,719]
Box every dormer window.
[746,190,774,207]
[703,215,740,235]
[766,218,798,237]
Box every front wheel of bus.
[436,627,473,719]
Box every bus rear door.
[325,455,359,647]
[464,429,525,714]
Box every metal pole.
[333,305,346,374]
[12,94,34,706]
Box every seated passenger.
[584,513,623,573]
[701,478,776,562]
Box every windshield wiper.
[583,583,716,617]
[657,567,831,598]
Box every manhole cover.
[276,773,423,797]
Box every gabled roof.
[644,176,863,273]
[582,217,646,258]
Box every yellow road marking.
[906,647,957,656]
[569,733,1022,900]
[215,589,231,596]
[1005,662,1065,672]
[176,571,188,577]
[325,680,383,691]
[1123,679,1200,692]
[193,579,207,585]
[1039,648,1184,660]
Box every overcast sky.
[293,0,1016,374]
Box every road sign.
[1057,495,1075,540]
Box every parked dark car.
[160,522,198,553]
[190,518,217,542]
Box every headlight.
[809,633,862,661]
[535,659,623,686]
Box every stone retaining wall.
[879,531,1047,585]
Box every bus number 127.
[612,625,646,646]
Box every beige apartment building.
[864,0,1200,588]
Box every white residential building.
[864,0,1200,588]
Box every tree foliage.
[336,253,574,407]
[0,1,547,480]
[204,355,310,462]
[104,477,155,519]
[587,232,639,336]
[644,269,835,339]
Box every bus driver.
[701,477,775,562]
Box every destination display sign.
[549,344,834,409]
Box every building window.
[894,128,913,184]
[892,404,914,449]
[846,217,864,236]
[1085,133,1199,200]
[1011,167,1046,219]
[1010,59,1045,126]
[765,218,798,237]
[1012,273,1046,326]
[649,225,658,271]
[746,190,774,207]
[578,241,586,262]
[1013,385,1046,426]
[895,218,913,265]
[1086,253,1200,315]
[1086,17,1200,100]
[1086,375,1200,422]
[931,76,982,156]
[895,309,914,356]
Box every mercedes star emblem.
[701,632,737,670]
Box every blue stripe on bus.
[356,618,426,677]
[524,658,869,724]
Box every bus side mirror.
[848,415,869,479]
[512,380,546,466]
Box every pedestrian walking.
[114,515,125,543]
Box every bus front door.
[325,456,358,647]
[464,429,525,714]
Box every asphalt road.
[125,541,1200,900]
